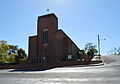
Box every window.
[43,29,48,44]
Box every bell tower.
[37,13,58,63]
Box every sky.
[0,0,120,55]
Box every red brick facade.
[23,13,81,68]
[0,13,93,70]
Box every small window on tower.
[43,29,48,44]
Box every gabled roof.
[58,29,80,50]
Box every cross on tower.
[47,8,50,14]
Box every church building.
[23,13,81,68]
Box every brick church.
[22,13,82,68]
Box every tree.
[8,45,18,55]
[0,40,10,63]
[117,47,120,54]
[0,40,7,44]
[15,48,27,63]
[84,43,98,56]
[113,47,117,55]
[77,50,86,61]
[0,40,27,63]
[108,47,120,55]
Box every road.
[0,55,120,84]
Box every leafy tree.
[15,48,27,63]
[108,47,120,55]
[0,40,27,63]
[0,40,10,63]
[0,40,7,44]
[9,53,17,63]
[84,42,98,56]
[8,45,18,55]
[117,47,120,54]
[113,47,117,55]
[77,50,86,61]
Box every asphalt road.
[0,55,120,84]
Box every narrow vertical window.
[43,29,48,44]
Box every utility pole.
[98,34,100,58]
[98,34,106,58]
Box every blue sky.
[0,0,120,55]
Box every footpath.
[65,56,105,68]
